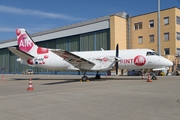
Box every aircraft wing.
[8,47,34,59]
[51,50,95,68]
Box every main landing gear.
[81,71,101,82]
[81,71,89,82]
[81,76,88,82]
[95,71,101,79]
[151,73,157,80]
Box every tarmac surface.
[0,74,180,120]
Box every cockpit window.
[146,52,159,56]
[146,52,153,56]
[152,52,159,56]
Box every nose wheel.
[151,75,157,80]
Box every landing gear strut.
[81,71,101,82]
[95,71,101,79]
[81,71,89,82]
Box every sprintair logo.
[134,55,146,66]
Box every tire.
[151,76,156,80]
[82,76,88,82]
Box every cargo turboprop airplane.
[8,28,173,81]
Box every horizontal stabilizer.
[8,47,34,59]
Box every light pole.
[157,0,161,55]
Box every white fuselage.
[22,49,173,71]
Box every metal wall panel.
[69,35,80,52]
[3,49,9,73]
[0,49,4,72]
[56,38,67,50]
[33,21,109,43]
[80,33,94,51]
[96,30,110,50]
[9,52,17,73]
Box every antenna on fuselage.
[101,48,104,51]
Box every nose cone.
[165,59,173,67]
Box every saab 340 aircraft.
[8,28,173,81]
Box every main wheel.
[82,76,88,82]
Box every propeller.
[115,44,119,75]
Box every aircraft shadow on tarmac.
[41,77,145,85]
[11,76,144,85]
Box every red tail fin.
[16,28,35,53]
[16,28,49,56]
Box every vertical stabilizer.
[16,28,38,55]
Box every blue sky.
[0,0,180,41]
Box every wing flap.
[51,50,95,67]
[8,47,34,59]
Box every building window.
[177,32,180,40]
[164,32,169,41]
[176,48,180,56]
[134,22,142,30]
[149,35,154,42]
[164,48,170,55]
[176,16,180,25]
[138,36,143,44]
[149,20,154,28]
[164,17,169,25]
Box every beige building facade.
[108,7,180,73]
[110,7,180,57]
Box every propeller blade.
[116,44,119,75]
[116,44,119,57]
[116,63,118,75]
